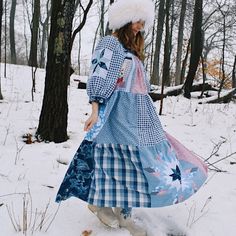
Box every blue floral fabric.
[55,140,94,202]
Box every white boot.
[114,208,147,236]
[88,204,119,228]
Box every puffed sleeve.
[86,35,125,104]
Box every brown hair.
[113,22,145,61]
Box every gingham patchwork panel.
[95,91,139,146]
[137,94,167,146]
[87,35,126,103]
[88,143,151,208]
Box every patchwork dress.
[55,35,207,208]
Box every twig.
[31,208,38,235]
[0,192,28,198]
[186,203,196,227]
[3,124,10,145]
[28,185,33,229]
[45,203,61,232]
[209,152,236,166]
[6,205,18,232]
[23,194,28,234]
[207,166,227,172]
[205,139,227,162]
[190,209,209,227]
[36,200,50,231]
[14,137,25,165]
[200,196,212,213]
[11,202,21,231]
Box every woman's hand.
[84,102,99,132]
[84,113,98,131]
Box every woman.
[56,0,208,236]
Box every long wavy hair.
[113,22,145,61]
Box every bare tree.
[100,0,105,37]
[0,0,3,99]
[105,0,114,36]
[39,0,51,68]
[160,0,171,115]
[232,56,236,88]
[4,0,7,77]
[184,0,203,99]
[175,0,187,85]
[28,0,40,67]
[217,2,227,98]
[37,0,93,143]
[151,0,165,85]
[9,0,16,64]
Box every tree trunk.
[40,0,50,68]
[77,6,82,74]
[180,38,190,84]
[159,0,171,115]
[199,55,207,98]
[175,0,187,85]
[9,0,17,64]
[183,0,203,99]
[28,0,40,67]
[4,0,7,77]
[37,0,76,143]
[232,55,236,88]
[105,0,114,36]
[163,0,171,86]
[100,0,105,37]
[151,0,165,85]
[218,11,226,98]
[0,0,3,99]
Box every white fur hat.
[108,0,155,31]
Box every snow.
[0,63,236,236]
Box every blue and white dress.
[55,35,207,208]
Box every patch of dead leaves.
[82,230,92,236]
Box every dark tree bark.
[199,55,207,98]
[0,0,3,99]
[37,0,93,143]
[180,38,190,84]
[151,0,165,85]
[175,0,187,85]
[28,0,40,67]
[217,6,227,99]
[37,0,76,143]
[105,0,114,36]
[232,56,236,88]
[70,0,93,76]
[9,0,17,64]
[3,0,7,77]
[183,0,203,99]
[100,0,105,37]
[40,0,50,68]
[159,0,171,115]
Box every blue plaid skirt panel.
[87,143,150,208]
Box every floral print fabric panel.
[55,140,94,202]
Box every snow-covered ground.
[0,63,236,236]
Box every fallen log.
[150,82,218,101]
[198,88,236,104]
